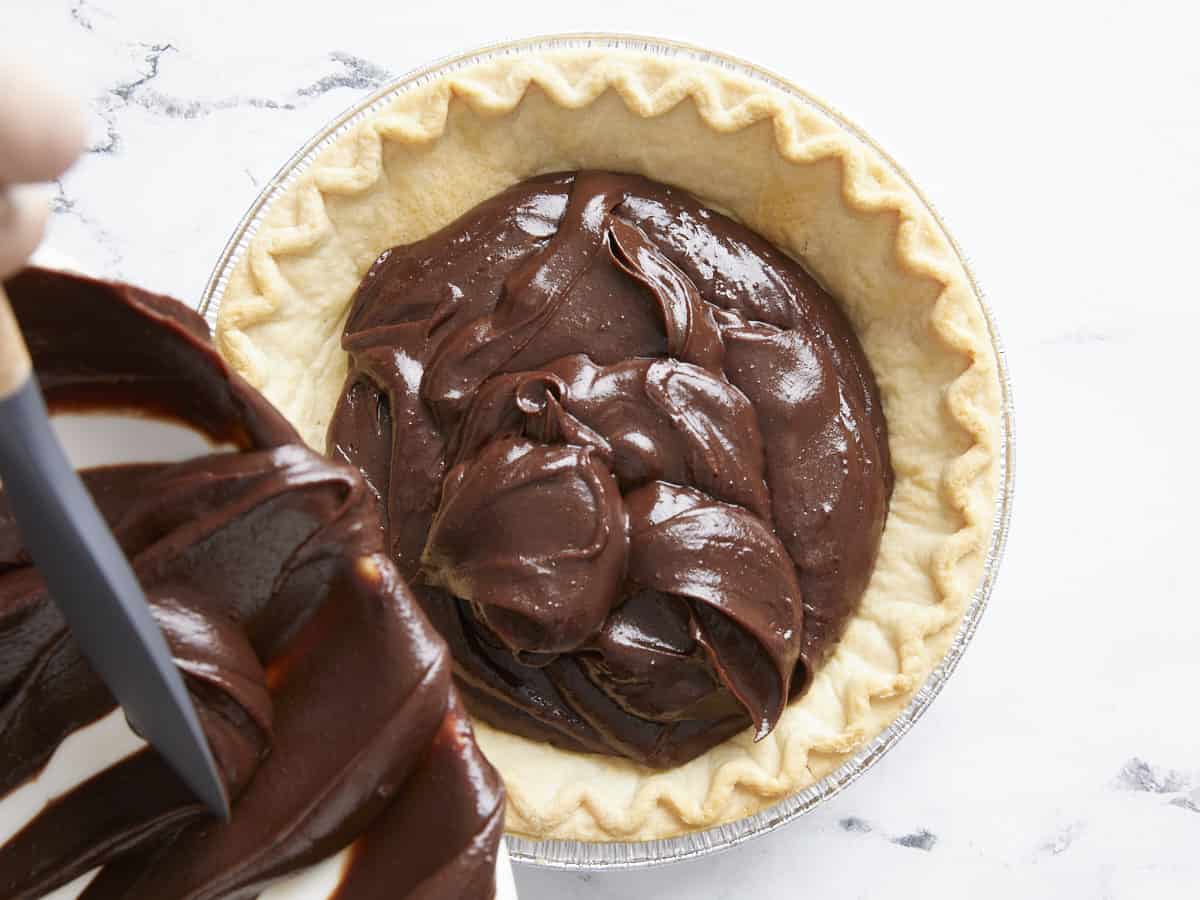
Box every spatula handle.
[0,284,33,400]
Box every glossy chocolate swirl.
[0,268,503,899]
[330,172,893,768]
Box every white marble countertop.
[8,0,1200,897]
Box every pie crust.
[215,47,1003,842]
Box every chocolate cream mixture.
[330,171,893,768]
[0,268,504,899]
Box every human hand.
[0,63,85,279]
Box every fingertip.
[0,63,87,184]
[38,96,87,179]
[0,185,52,280]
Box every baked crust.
[215,47,1003,842]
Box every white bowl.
[1,252,519,900]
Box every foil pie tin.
[199,33,1016,872]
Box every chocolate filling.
[0,268,503,899]
[330,171,893,768]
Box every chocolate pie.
[217,48,1004,841]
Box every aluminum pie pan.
[198,32,1016,872]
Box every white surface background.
[6,1,1200,897]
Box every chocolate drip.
[0,268,503,899]
[329,171,893,768]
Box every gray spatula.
[0,282,229,820]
